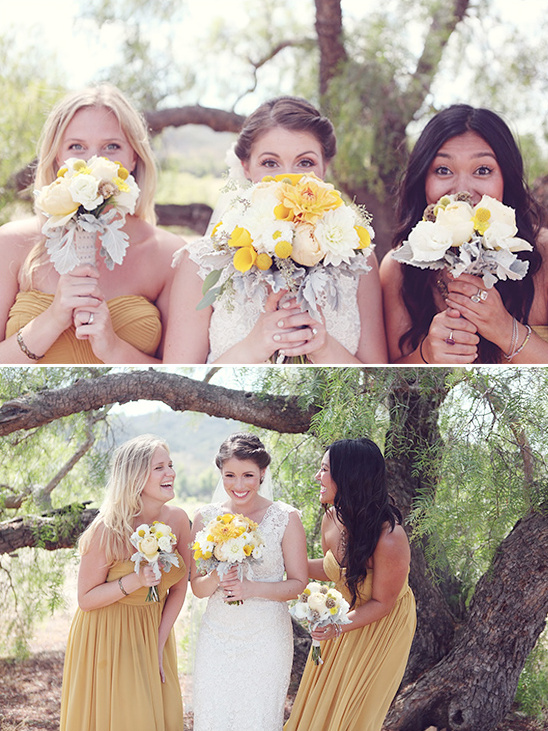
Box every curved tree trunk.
[385,506,548,731]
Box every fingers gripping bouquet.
[392,192,532,288]
[130,521,179,602]
[34,155,140,274]
[192,513,264,605]
[290,582,351,665]
[196,173,374,321]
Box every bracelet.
[334,624,342,638]
[503,317,519,360]
[504,323,532,361]
[118,577,129,596]
[16,328,45,361]
[419,339,430,364]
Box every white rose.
[113,174,140,215]
[87,155,120,182]
[407,220,453,262]
[158,535,173,552]
[69,173,102,210]
[435,201,475,246]
[35,178,79,226]
[139,535,159,561]
[307,592,328,615]
[475,195,516,231]
[313,205,359,266]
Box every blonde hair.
[79,434,169,564]
[20,84,158,289]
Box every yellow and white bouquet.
[35,155,140,274]
[196,172,374,320]
[290,581,351,664]
[192,512,264,605]
[130,521,179,602]
[392,192,532,288]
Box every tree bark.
[314,0,347,97]
[0,370,317,437]
[144,105,245,135]
[0,505,98,554]
[385,505,548,731]
[155,202,212,234]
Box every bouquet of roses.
[290,581,351,664]
[130,521,179,602]
[192,512,264,605]
[196,172,374,322]
[34,155,140,274]
[392,192,532,288]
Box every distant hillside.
[108,409,245,500]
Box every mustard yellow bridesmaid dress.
[285,550,416,731]
[59,554,185,731]
[6,291,162,363]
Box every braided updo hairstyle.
[215,433,272,471]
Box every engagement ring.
[470,288,484,304]
[88,313,94,324]
[445,331,455,345]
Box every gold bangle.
[16,328,45,361]
[118,577,129,596]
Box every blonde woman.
[1,84,184,363]
[60,435,190,731]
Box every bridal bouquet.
[290,581,351,664]
[192,512,264,605]
[392,192,532,288]
[196,172,374,320]
[34,155,140,274]
[130,521,179,602]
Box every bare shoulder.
[379,248,403,287]
[164,504,191,531]
[0,217,42,262]
[377,522,410,559]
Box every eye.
[433,165,452,176]
[475,165,493,176]
[297,158,317,168]
[259,158,279,168]
[68,143,85,151]
[105,142,121,151]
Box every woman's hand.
[158,640,166,684]
[139,563,162,590]
[420,308,479,363]
[49,265,103,331]
[310,624,342,642]
[73,296,120,358]
[219,566,249,602]
[445,273,515,352]
[275,307,328,361]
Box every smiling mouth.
[233,491,249,498]
[161,483,174,489]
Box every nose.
[451,174,480,204]
[315,469,321,482]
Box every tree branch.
[0,370,317,437]
[144,105,245,134]
[0,505,98,555]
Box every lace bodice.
[186,237,362,362]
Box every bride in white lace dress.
[163,96,387,364]
[190,433,308,731]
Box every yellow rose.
[139,535,159,560]
[291,223,324,266]
[35,178,79,225]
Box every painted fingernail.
[277,320,284,328]
[273,334,281,342]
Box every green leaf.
[196,286,222,310]
[202,269,222,295]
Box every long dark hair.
[327,437,402,609]
[392,104,543,363]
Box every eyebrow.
[258,150,320,157]
[434,150,497,160]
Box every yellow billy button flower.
[355,226,371,249]
[73,159,89,173]
[256,253,273,270]
[228,226,253,248]
[116,164,129,180]
[472,207,491,235]
[274,240,293,259]
[233,245,258,272]
[114,176,130,193]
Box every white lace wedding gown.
[192,501,297,731]
[186,237,362,362]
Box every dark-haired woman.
[285,438,416,731]
[190,433,308,731]
[164,96,386,364]
[380,104,548,363]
